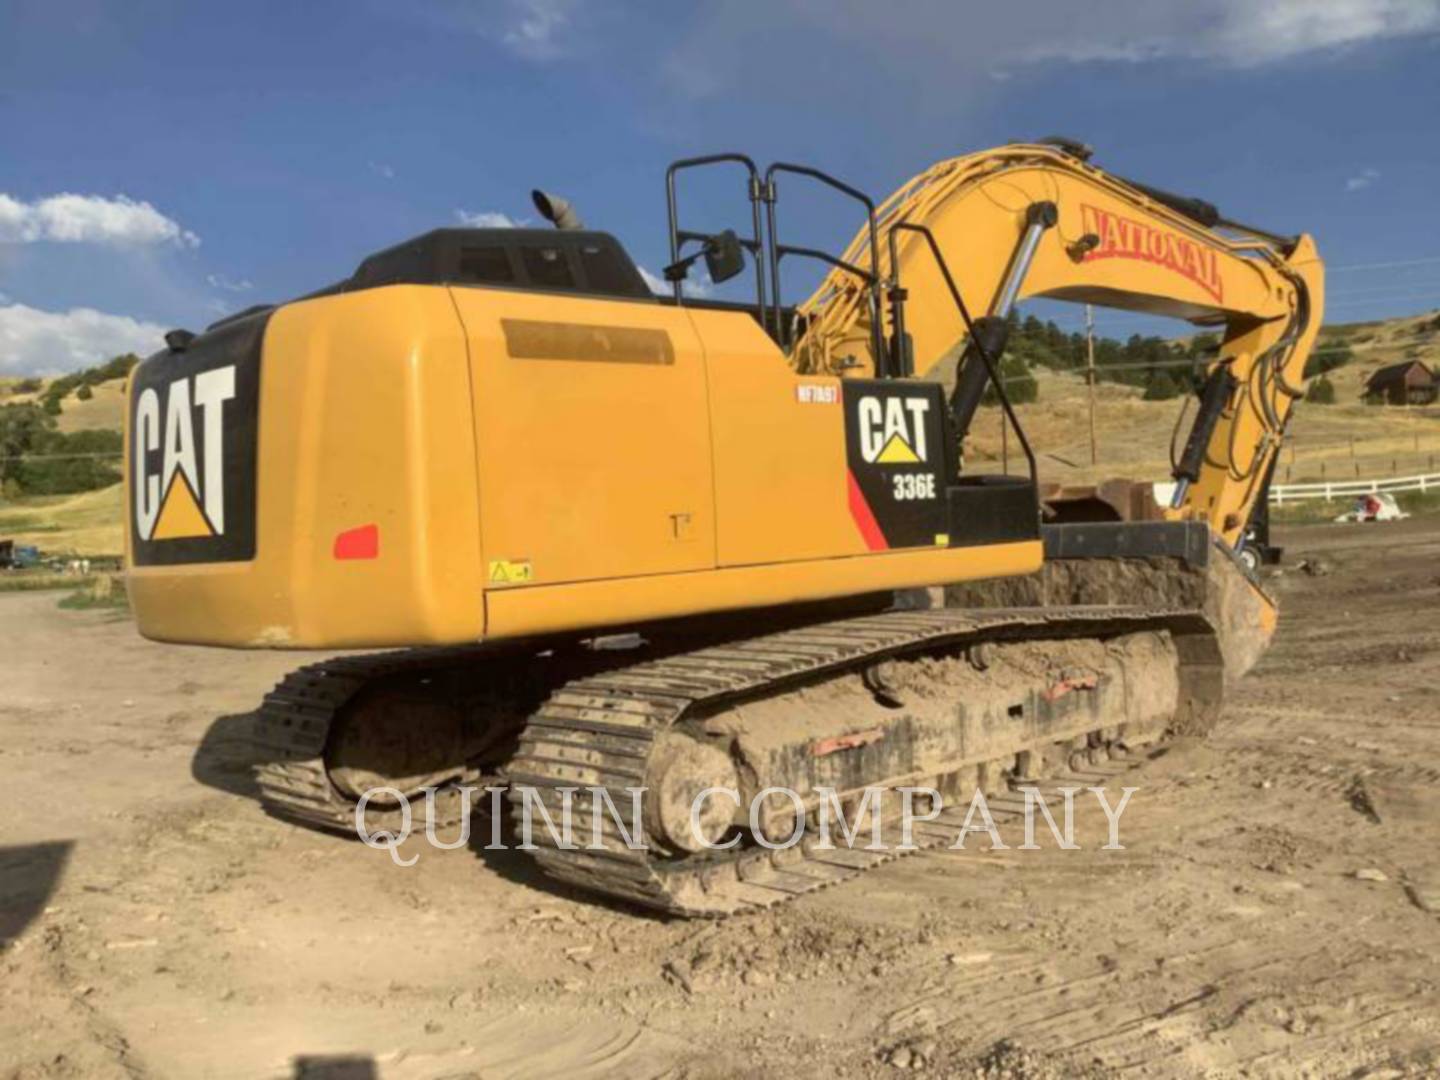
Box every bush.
[76,384,94,401]
[1143,372,1183,400]
[983,352,1038,405]
[37,353,140,414]
[1305,340,1353,378]
[1305,375,1337,404]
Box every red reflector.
[333,524,379,560]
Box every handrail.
[763,162,886,368]
[665,154,768,330]
[887,221,1038,488]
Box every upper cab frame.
[663,151,1040,494]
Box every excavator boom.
[793,142,1323,551]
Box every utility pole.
[1085,304,1098,466]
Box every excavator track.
[508,603,1222,917]
[252,645,502,835]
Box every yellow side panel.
[487,540,1042,639]
[127,287,484,647]
[450,289,715,588]
[688,309,868,566]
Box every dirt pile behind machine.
[123,139,1322,915]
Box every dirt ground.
[3,519,1440,1079]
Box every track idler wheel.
[643,734,740,854]
[325,682,474,803]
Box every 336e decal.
[892,473,937,501]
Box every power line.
[1325,289,1440,308]
[1328,255,1440,273]
[0,451,121,462]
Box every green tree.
[0,401,122,495]
[0,403,54,487]
[1186,333,1220,360]
[76,384,94,401]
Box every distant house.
[1363,360,1437,405]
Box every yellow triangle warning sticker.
[875,432,921,464]
[152,471,216,540]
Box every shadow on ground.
[292,1054,376,1079]
[0,840,75,943]
[466,803,666,919]
[191,711,264,799]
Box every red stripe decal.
[846,470,889,552]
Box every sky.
[2,0,1440,375]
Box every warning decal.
[488,559,534,585]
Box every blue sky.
[2,0,1439,374]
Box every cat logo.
[857,395,930,465]
[133,366,236,542]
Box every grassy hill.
[968,309,1440,488]
[0,378,130,433]
[0,485,124,555]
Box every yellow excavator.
[124,138,1322,915]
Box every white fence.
[1269,472,1440,505]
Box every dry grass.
[55,380,127,433]
[0,485,124,556]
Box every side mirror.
[703,229,745,284]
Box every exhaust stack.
[531,189,584,230]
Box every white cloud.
[638,265,712,299]
[1025,0,1440,66]
[455,209,529,228]
[206,272,254,292]
[1212,0,1440,65]
[667,1,1440,101]
[1346,167,1382,191]
[0,302,167,376]
[367,160,396,180]
[0,193,199,248]
[499,0,576,60]
[396,0,581,60]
